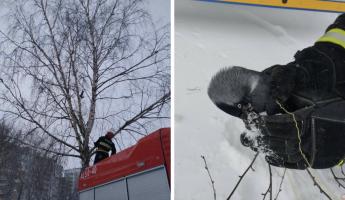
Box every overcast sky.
[146,0,171,26]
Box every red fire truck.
[78,128,170,200]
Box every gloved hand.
[240,100,345,169]
[261,64,300,115]
[262,64,298,102]
[241,131,308,169]
[240,108,311,169]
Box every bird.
[79,90,84,99]
[207,66,273,118]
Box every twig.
[306,168,332,200]
[201,155,217,200]
[227,152,259,200]
[274,168,286,200]
[262,164,273,200]
[330,168,345,189]
[341,165,345,177]
[277,100,334,199]
[275,100,310,167]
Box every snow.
[175,1,343,199]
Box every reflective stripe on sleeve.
[317,28,345,49]
[99,141,111,150]
[96,149,109,153]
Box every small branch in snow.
[262,164,273,200]
[274,168,286,200]
[187,87,201,91]
[306,168,332,200]
[227,152,259,200]
[250,165,256,172]
[330,168,345,189]
[341,165,345,177]
[201,155,217,200]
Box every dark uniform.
[208,14,345,169]
[243,13,345,169]
[94,136,116,164]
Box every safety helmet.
[105,130,115,139]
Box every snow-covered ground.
[175,1,343,199]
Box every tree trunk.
[81,151,91,171]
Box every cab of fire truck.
[78,128,170,200]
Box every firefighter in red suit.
[94,131,117,164]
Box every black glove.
[262,64,298,102]
[240,109,311,169]
[261,64,299,115]
[240,100,345,169]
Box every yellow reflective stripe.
[317,37,345,49]
[327,28,345,35]
[96,149,108,153]
[317,28,345,49]
[99,141,111,150]
[337,159,344,166]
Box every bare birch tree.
[0,0,170,168]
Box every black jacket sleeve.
[111,143,116,155]
[262,64,298,102]
[326,13,345,32]
[94,137,101,147]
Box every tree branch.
[262,164,272,200]
[306,168,332,200]
[274,168,286,200]
[227,152,259,200]
[201,155,217,200]
[330,168,345,189]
